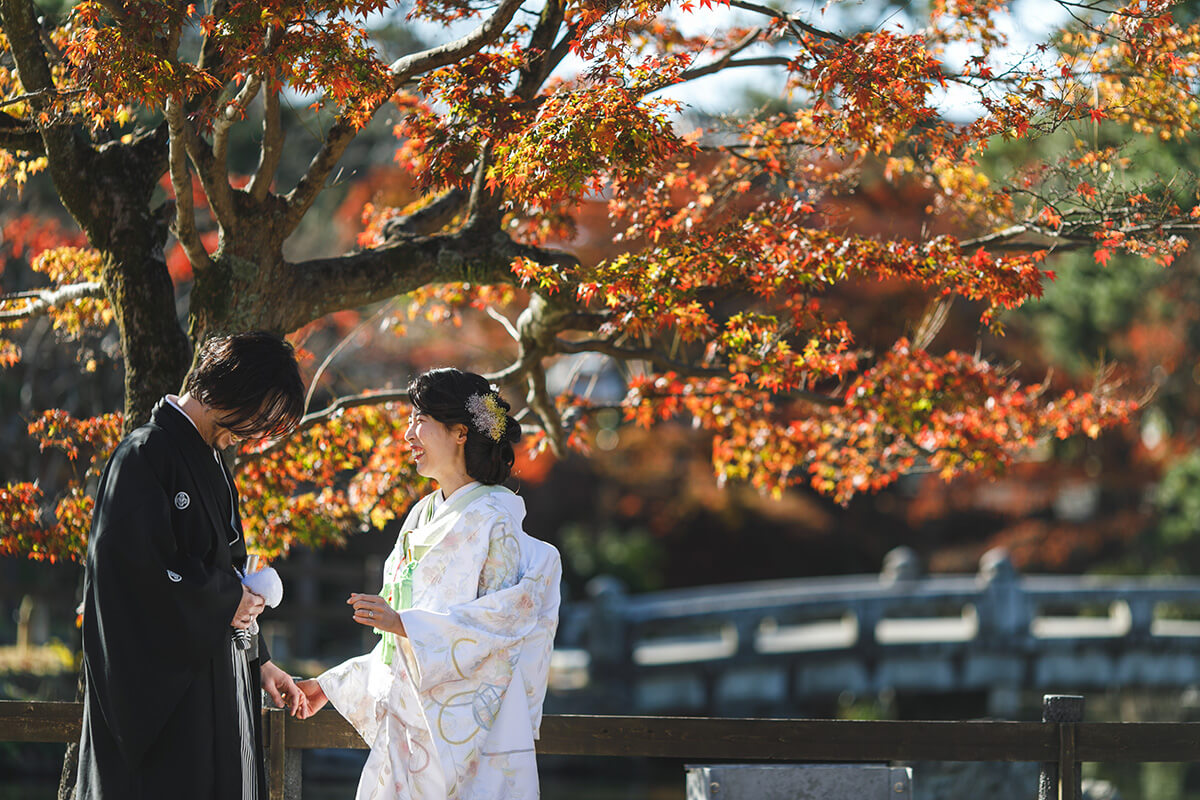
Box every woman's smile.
[404,410,468,492]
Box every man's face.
[210,412,271,450]
[212,423,242,450]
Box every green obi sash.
[377,483,499,665]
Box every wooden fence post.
[1038,694,1083,800]
[265,708,302,800]
[267,707,286,800]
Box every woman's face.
[405,409,467,486]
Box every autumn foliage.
[1,0,1196,562]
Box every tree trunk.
[86,141,190,432]
[103,247,191,431]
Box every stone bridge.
[548,548,1200,717]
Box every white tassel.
[242,566,284,608]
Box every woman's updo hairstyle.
[407,367,521,485]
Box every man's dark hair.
[184,331,305,438]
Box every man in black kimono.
[76,331,308,800]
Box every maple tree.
[1,0,1197,567]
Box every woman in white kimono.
[297,368,562,799]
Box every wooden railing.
[4,699,1200,800]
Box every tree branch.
[164,96,214,271]
[466,140,499,227]
[0,281,105,322]
[958,220,1200,252]
[162,0,186,62]
[546,22,582,76]
[280,118,359,236]
[0,0,56,95]
[95,0,128,24]
[211,71,262,193]
[242,348,530,464]
[166,106,235,232]
[296,361,525,434]
[517,0,565,99]
[672,27,776,86]
[248,77,283,202]
[461,0,568,223]
[526,359,565,455]
[283,0,527,235]
[239,389,413,462]
[556,336,727,378]
[485,359,527,383]
[514,292,574,454]
[0,111,43,153]
[300,389,409,426]
[677,55,792,85]
[385,0,526,80]
[379,188,468,237]
[484,305,521,342]
[727,0,848,45]
[0,87,83,111]
[183,126,234,232]
[275,228,579,333]
[0,0,87,179]
[303,298,398,414]
[958,224,1044,249]
[162,1,241,230]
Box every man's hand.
[261,660,308,718]
[295,679,328,720]
[232,584,265,629]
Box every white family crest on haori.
[318,484,562,800]
[174,491,190,509]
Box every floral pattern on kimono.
[318,485,561,800]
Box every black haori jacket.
[76,400,269,799]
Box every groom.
[75,331,308,800]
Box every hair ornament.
[466,392,507,442]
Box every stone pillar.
[16,595,33,652]
[879,546,922,586]
[585,575,631,706]
[976,548,1030,644]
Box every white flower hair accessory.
[466,391,507,442]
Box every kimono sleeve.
[316,650,390,748]
[399,515,561,695]
[83,437,243,765]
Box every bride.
[298,367,561,799]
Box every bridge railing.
[551,548,1200,711]
[2,697,1197,800]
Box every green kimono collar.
[378,483,513,665]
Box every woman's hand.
[347,592,406,637]
[295,679,327,720]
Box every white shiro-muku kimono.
[318,482,562,799]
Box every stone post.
[16,595,33,653]
[585,575,631,706]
